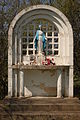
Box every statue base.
[36,53,45,65]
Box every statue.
[35,25,46,55]
[34,25,46,65]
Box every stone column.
[65,68,69,97]
[8,68,13,97]
[57,69,62,98]
[69,66,73,97]
[14,70,18,97]
[8,31,13,97]
[18,31,22,63]
[19,70,24,97]
[15,33,17,64]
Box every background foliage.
[0,0,80,99]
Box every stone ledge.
[12,65,69,70]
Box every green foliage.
[0,0,80,99]
[0,0,8,99]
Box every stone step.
[3,97,80,104]
[1,111,80,115]
[0,98,80,120]
[0,104,80,112]
[0,111,80,120]
[0,98,80,112]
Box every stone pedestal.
[36,54,45,65]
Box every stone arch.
[8,5,73,97]
[8,5,73,66]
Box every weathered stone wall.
[24,69,57,96]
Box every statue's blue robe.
[35,30,46,51]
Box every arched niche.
[8,5,73,98]
[8,5,73,66]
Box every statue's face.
[39,25,42,30]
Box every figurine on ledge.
[34,24,46,65]
[35,24,46,55]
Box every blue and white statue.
[35,25,46,55]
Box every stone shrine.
[8,5,73,98]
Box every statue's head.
[39,24,42,30]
